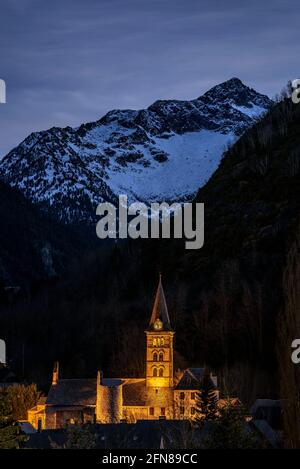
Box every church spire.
[149,274,172,331]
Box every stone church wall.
[96,381,123,423]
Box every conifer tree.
[202,399,264,449]
[195,371,218,422]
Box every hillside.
[0,179,90,289]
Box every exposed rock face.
[0,78,272,224]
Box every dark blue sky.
[0,0,299,156]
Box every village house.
[27,277,218,429]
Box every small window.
[191,392,195,400]
[161,338,165,346]
[161,407,165,416]
[180,392,185,400]
[180,406,185,415]
[153,368,158,377]
[159,368,163,377]
[153,352,158,361]
[153,338,157,346]
[159,352,164,361]
[191,407,195,415]
[149,407,154,416]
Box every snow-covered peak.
[200,77,272,115]
[0,79,273,224]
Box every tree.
[6,384,41,420]
[51,424,136,449]
[195,371,218,422]
[0,388,23,449]
[51,424,98,449]
[202,399,262,449]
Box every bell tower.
[145,275,174,388]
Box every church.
[27,277,218,430]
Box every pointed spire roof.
[149,274,172,331]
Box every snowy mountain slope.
[0,78,272,224]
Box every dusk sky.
[0,0,299,156]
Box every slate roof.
[174,368,216,390]
[250,400,283,430]
[22,419,274,449]
[23,429,67,449]
[122,379,173,407]
[23,421,191,449]
[45,377,174,408]
[46,379,97,406]
[149,276,172,331]
[18,421,37,435]
[122,379,147,406]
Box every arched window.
[159,368,164,377]
[153,352,158,362]
[153,368,158,377]
[159,352,164,362]
[156,337,165,346]
[153,338,157,346]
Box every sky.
[0,0,299,156]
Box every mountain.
[0,78,272,224]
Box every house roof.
[22,421,192,449]
[250,400,283,430]
[46,379,97,406]
[174,368,216,390]
[149,276,172,331]
[18,421,37,435]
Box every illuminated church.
[28,277,218,430]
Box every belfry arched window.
[159,368,164,377]
[153,368,158,377]
[156,337,165,347]
[153,352,158,362]
[159,352,164,362]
